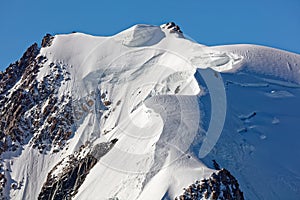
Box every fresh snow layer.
[4,24,300,200]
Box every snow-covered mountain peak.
[114,24,165,47]
[112,22,185,46]
[0,23,300,200]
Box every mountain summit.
[0,23,300,200]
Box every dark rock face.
[38,140,117,200]
[0,50,73,155]
[41,34,54,48]
[213,160,221,170]
[162,22,183,34]
[0,166,6,198]
[38,154,97,200]
[0,43,38,96]
[175,168,244,200]
[29,63,74,153]
[0,37,74,198]
[0,43,39,197]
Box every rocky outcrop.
[0,43,39,96]
[38,139,118,200]
[38,154,97,200]
[162,22,183,34]
[41,34,54,48]
[0,162,6,198]
[0,43,39,198]
[0,55,74,154]
[175,168,244,200]
[0,34,117,198]
[0,39,73,198]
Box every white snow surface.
[4,24,300,200]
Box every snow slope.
[206,44,300,199]
[1,23,300,200]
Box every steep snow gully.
[0,23,300,200]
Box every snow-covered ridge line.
[210,44,300,84]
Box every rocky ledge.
[38,139,118,200]
[175,168,244,200]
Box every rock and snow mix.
[175,168,244,200]
[0,22,299,199]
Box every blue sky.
[1,0,299,70]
